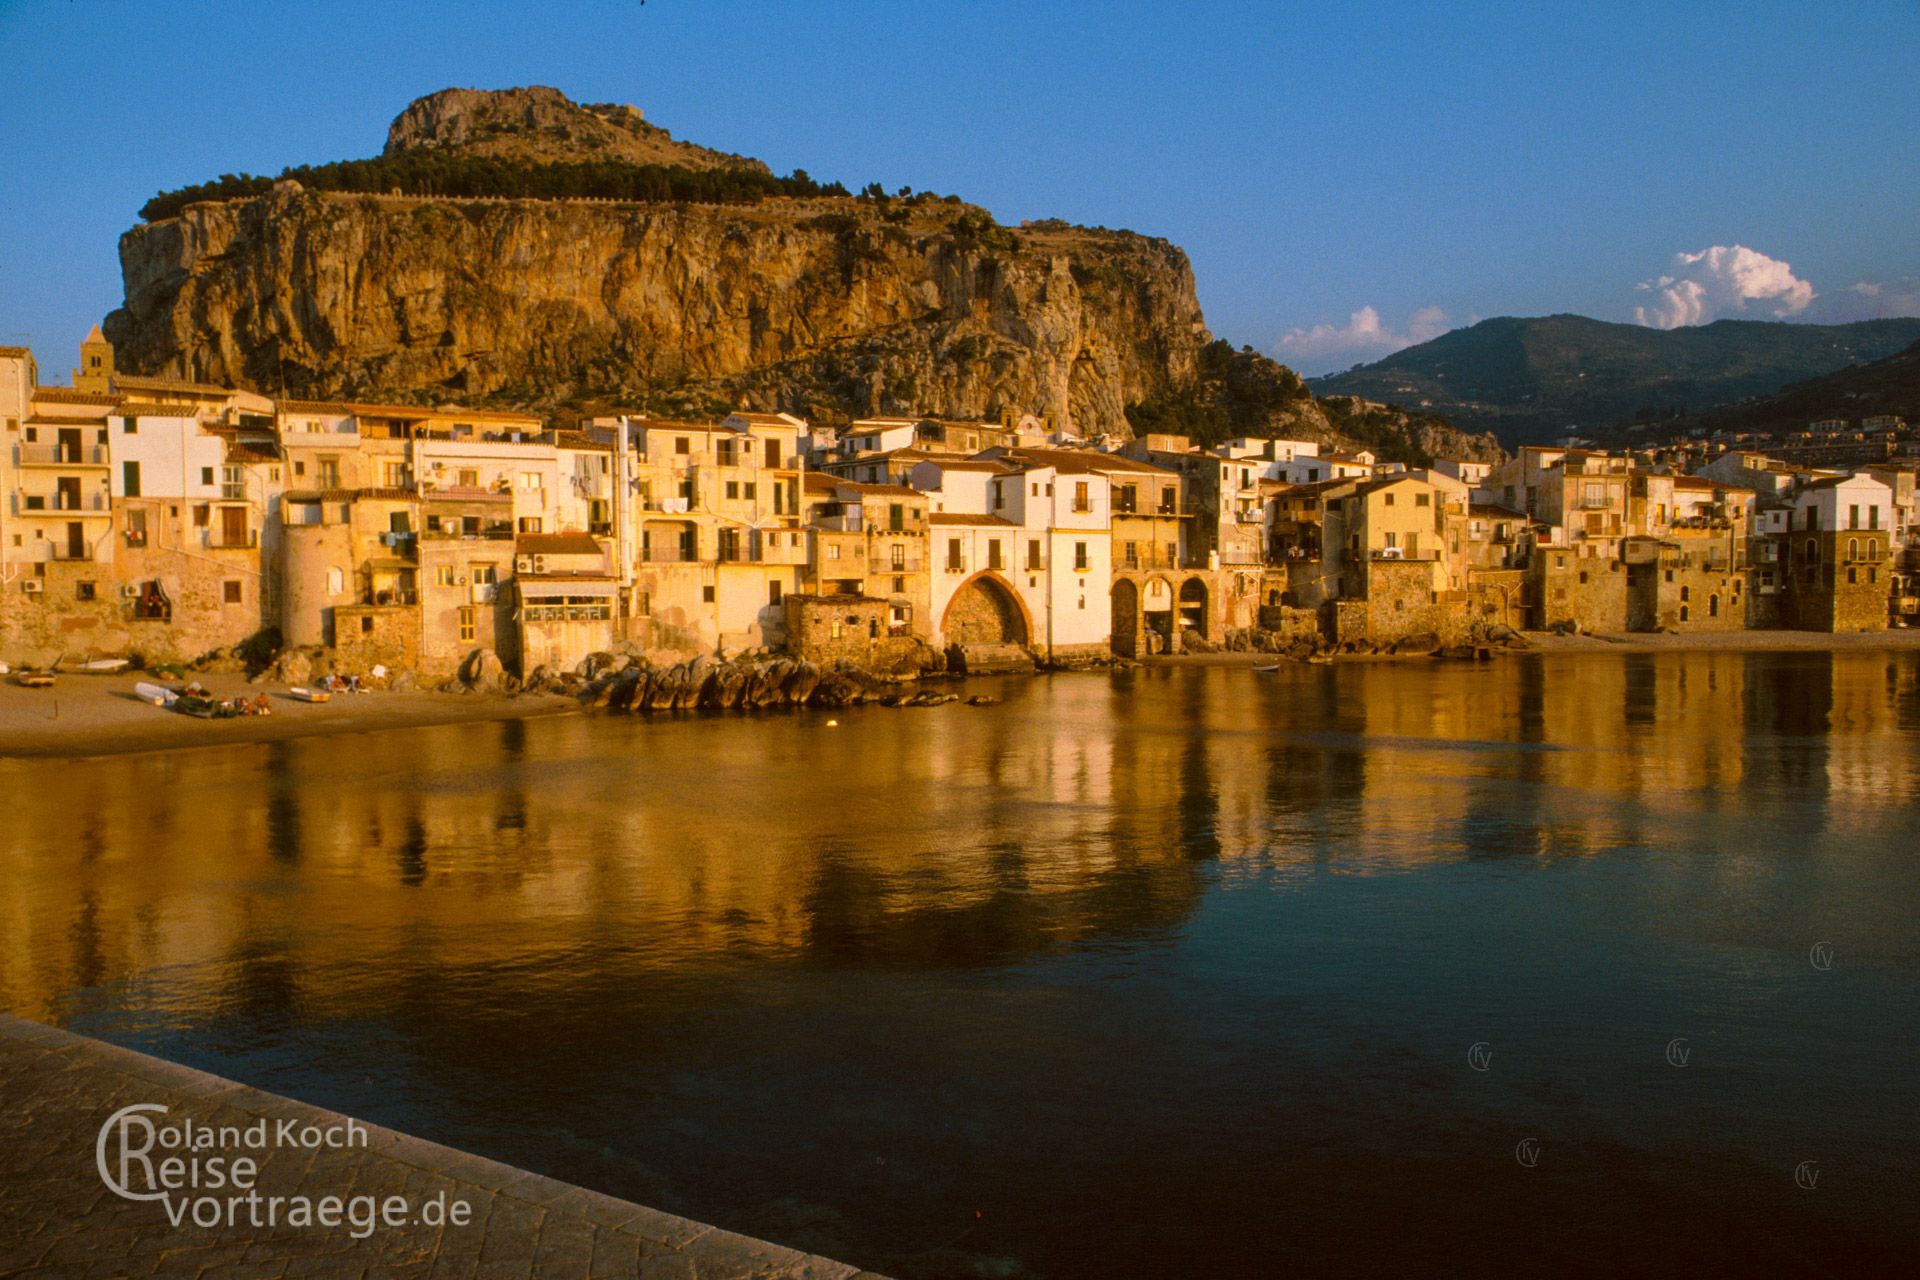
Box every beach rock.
[461,648,507,691]
[967,694,999,706]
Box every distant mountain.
[1309,314,1920,446]
[1687,338,1920,437]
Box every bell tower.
[73,324,114,393]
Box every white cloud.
[1275,304,1452,373]
[1633,245,1815,328]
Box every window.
[1027,540,1042,570]
[457,469,479,488]
[889,504,905,531]
[471,564,497,585]
[1384,492,1395,507]
[726,481,740,500]
[769,580,783,606]
[193,505,209,528]
[827,543,841,561]
[200,466,214,486]
[436,566,456,587]
[988,540,1003,571]
[1848,504,1859,530]
[891,543,905,571]
[76,581,96,602]
[1074,541,1089,571]
[1124,540,1139,569]
[327,567,345,595]
[702,585,715,603]
[636,590,651,616]
[317,457,340,488]
[293,460,306,477]
[744,483,756,500]
[122,461,141,497]
[518,517,543,533]
[947,538,963,571]
[122,416,137,434]
[458,606,475,641]
[766,438,780,468]
[1073,481,1091,512]
[223,581,242,605]
[1415,492,1430,507]
[675,436,691,455]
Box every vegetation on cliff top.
[139,153,853,222]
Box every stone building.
[800,475,929,640]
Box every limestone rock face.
[105,184,1209,436]
[382,85,766,172]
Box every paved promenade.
[0,1015,883,1279]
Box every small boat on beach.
[133,682,179,707]
[58,658,131,674]
[1252,664,1281,673]
[172,693,240,720]
[14,671,56,688]
[285,687,331,704]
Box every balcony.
[205,528,259,550]
[360,590,418,607]
[49,546,94,562]
[425,485,511,503]
[20,492,110,514]
[643,547,700,563]
[17,443,109,467]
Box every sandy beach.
[0,675,576,760]
[7,628,1920,759]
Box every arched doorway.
[943,573,1030,646]
[1142,576,1175,654]
[1111,578,1141,658]
[1179,577,1209,642]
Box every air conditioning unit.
[1376,547,1403,560]
[122,584,140,599]
[22,579,43,594]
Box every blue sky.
[2,0,1916,377]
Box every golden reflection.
[2,652,1917,1026]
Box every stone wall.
[332,604,420,672]
[0,549,266,666]
[1466,569,1527,632]
[783,594,921,667]
[1347,559,1470,645]
[1529,552,1628,632]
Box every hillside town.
[2,332,1916,684]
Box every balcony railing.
[206,529,259,550]
[360,590,418,607]
[22,492,110,513]
[49,546,94,562]
[17,443,108,466]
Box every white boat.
[1252,663,1280,673]
[14,671,56,688]
[134,682,178,707]
[60,658,131,674]
[286,687,332,704]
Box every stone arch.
[1141,574,1175,653]
[1179,576,1210,641]
[1111,578,1141,658]
[942,571,1032,646]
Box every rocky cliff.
[104,87,1498,461]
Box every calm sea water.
[4,653,1918,1277]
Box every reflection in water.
[3,652,1919,1276]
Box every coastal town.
[2,330,1916,688]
